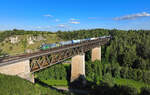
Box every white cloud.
[70,18,78,21]
[35,26,42,29]
[69,18,80,24]
[57,24,68,28]
[34,26,52,29]
[70,21,80,24]
[43,14,53,17]
[114,12,150,20]
[55,19,60,22]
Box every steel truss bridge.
[0,38,110,72]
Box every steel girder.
[30,38,109,72]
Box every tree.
[0,49,3,56]
[21,39,27,52]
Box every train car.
[72,40,81,44]
[85,38,91,40]
[80,39,87,42]
[99,35,111,39]
[90,37,97,40]
[59,41,72,46]
[105,35,111,38]
[99,36,106,39]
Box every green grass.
[63,63,71,66]
[113,78,150,92]
[40,79,68,86]
[0,73,65,95]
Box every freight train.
[40,36,111,50]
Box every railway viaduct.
[0,38,110,83]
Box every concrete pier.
[0,60,34,83]
[91,46,101,62]
[71,54,85,82]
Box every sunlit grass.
[40,79,68,86]
[113,78,150,92]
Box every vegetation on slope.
[0,30,62,55]
[0,29,53,42]
[57,29,150,70]
[1,29,150,95]
[0,73,65,95]
[85,60,150,93]
[36,63,70,86]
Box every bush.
[120,67,128,78]
[120,67,150,84]
[102,73,114,87]
[140,87,150,95]
[113,85,138,95]
[36,63,67,81]
[137,70,143,81]
[142,71,150,84]
[111,63,120,78]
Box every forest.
[0,29,150,95]
[36,29,150,95]
[56,29,150,70]
[56,29,150,95]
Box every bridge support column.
[71,54,85,82]
[0,60,34,83]
[91,46,101,62]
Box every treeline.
[0,29,53,42]
[56,29,150,71]
[56,29,110,40]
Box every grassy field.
[113,78,150,92]
[40,79,68,86]
[0,34,62,55]
[0,73,66,95]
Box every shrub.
[102,73,114,87]
[120,67,128,78]
[111,63,120,78]
[36,63,67,81]
[140,87,150,95]
[113,85,138,95]
[142,71,150,84]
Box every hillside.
[0,29,150,95]
[0,73,65,95]
[0,30,62,55]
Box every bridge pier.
[71,54,85,82]
[91,46,101,62]
[0,60,34,83]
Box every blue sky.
[0,0,150,31]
